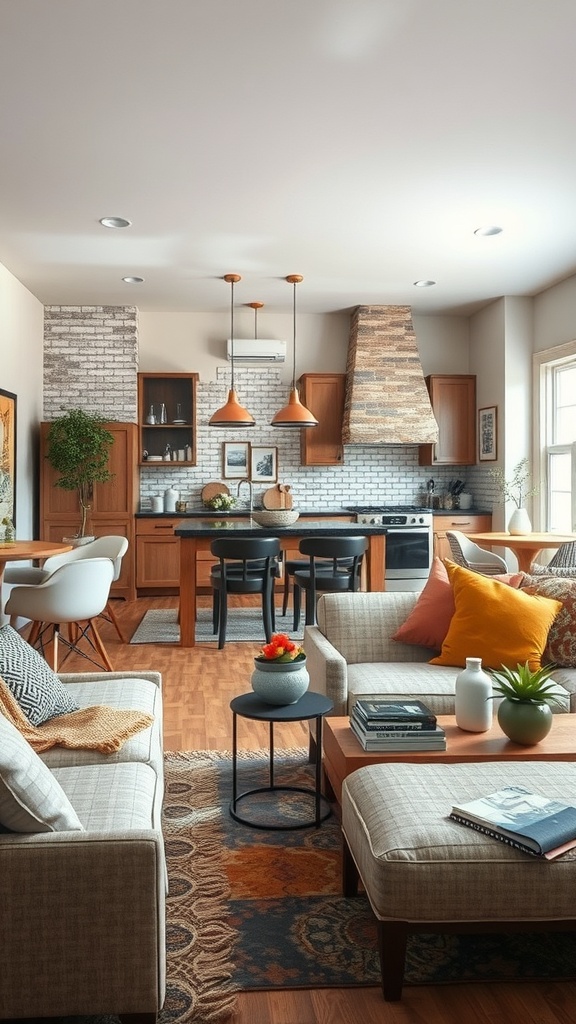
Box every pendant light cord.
[230,277,236,392]
[291,278,297,389]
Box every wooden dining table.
[467,531,576,573]
[174,518,388,648]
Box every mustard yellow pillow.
[430,561,563,670]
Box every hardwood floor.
[58,595,576,1024]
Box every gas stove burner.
[346,505,430,514]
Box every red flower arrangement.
[257,633,305,663]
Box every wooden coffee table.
[323,715,576,807]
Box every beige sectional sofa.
[304,590,576,717]
[0,665,166,1023]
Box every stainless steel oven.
[346,506,433,592]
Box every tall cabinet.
[298,373,345,465]
[39,421,138,600]
[419,374,476,466]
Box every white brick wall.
[43,305,138,420]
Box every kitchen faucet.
[236,478,253,513]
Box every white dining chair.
[4,557,115,671]
[446,530,509,575]
[3,535,129,642]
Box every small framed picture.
[223,441,249,479]
[250,445,278,483]
[478,406,497,462]
[0,388,17,528]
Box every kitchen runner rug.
[130,606,304,644]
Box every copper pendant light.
[271,275,318,428]
[209,273,255,428]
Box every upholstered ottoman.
[341,760,576,1000]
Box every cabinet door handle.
[154,523,174,530]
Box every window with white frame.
[537,349,576,532]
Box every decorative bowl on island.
[250,510,300,528]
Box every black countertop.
[174,518,389,537]
[136,508,351,518]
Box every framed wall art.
[250,445,278,483]
[0,388,17,527]
[478,405,497,462]
[222,441,249,479]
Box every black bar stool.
[210,537,281,649]
[292,536,368,628]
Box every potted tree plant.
[45,409,114,541]
[489,662,563,744]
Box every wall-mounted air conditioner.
[226,338,286,363]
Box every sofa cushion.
[520,575,576,668]
[0,715,84,833]
[430,562,563,670]
[0,625,79,725]
[51,762,160,832]
[392,558,524,651]
[39,677,162,771]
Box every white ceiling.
[2,0,576,317]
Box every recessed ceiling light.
[122,276,144,284]
[413,280,436,288]
[99,216,131,228]
[474,225,503,236]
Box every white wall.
[0,263,44,537]
[533,275,576,352]
[138,310,351,382]
[138,309,471,381]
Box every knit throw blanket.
[0,676,154,754]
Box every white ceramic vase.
[508,507,532,535]
[251,657,309,705]
[454,657,493,732]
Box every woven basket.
[251,510,300,528]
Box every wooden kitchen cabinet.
[433,514,492,561]
[419,374,476,466]
[136,518,181,591]
[40,421,138,600]
[136,515,250,593]
[298,373,345,466]
[138,372,199,466]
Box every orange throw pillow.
[430,561,562,670]
[392,558,524,651]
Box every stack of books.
[350,699,447,751]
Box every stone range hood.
[341,304,439,446]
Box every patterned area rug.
[130,607,304,644]
[52,749,576,1024]
[214,751,576,991]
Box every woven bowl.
[251,510,300,528]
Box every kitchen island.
[174,518,388,647]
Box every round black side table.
[229,690,334,830]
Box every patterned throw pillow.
[0,625,79,725]
[521,576,576,667]
[0,715,84,832]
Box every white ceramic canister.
[151,495,163,513]
[163,484,179,513]
[454,657,493,732]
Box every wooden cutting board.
[262,484,293,510]
[201,481,230,502]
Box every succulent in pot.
[489,662,562,744]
